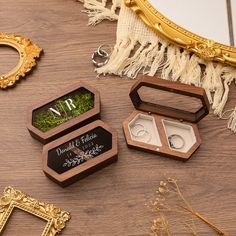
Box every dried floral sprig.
[181,206,230,236]
[150,214,171,236]
[149,178,229,236]
[183,218,198,236]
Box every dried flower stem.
[168,178,193,211]
[150,214,172,236]
[180,206,229,236]
[150,178,230,236]
[167,178,229,235]
[184,219,198,236]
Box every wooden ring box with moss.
[123,76,210,161]
[27,82,118,187]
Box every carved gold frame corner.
[125,0,236,67]
[0,33,42,89]
[0,187,70,236]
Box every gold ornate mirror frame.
[125,0,236,67]
[0,187,70,236]
[0,33,42,89]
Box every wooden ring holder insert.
[123,76,210,161]
[42,120,118,187]
[27,82,100,144]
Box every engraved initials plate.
[27,82,101,144]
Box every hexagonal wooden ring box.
[27,82,100,144]
[42,120,118,187]
[27,82,118,187]
[123,76,210,161]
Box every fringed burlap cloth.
[79,0,236,133]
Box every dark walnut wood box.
[27,82,118,187]
[123,76,210,161]
[42,120,118,187]
[27,82,100,144]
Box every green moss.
[33,90,94,132]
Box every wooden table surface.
[0,1,236,235]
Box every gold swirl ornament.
[0,186,70,236]
[0,33,42,89]
[125,0,236,67]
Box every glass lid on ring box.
[123,76,210,161]
[42,120,118,187]
[27,82,118,187]
[27,82,101,144]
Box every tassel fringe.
[222,107,236,133]
[228,108,236,133]
[79,0,119,26]
[79,0,236,133]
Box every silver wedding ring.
[130,123,146,137]
[130,123,152,144]
[168,134,185,149]
[92,44,111,68]
[98,44,112,57]
[92,49,109,68]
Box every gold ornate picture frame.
[125,0,236,67]
[0,33,42,89]
[0,187,70,236]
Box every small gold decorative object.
[125,0,236,67]
[0,186,70,235]
[0,33,42,89]
[150,178,230,236]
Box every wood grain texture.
[123,111,202,161]
[42,120,118,187]
[0,0,236,235]
[129,76,210,123]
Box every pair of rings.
[168,134,185,150]
[130,123,185,149]
[130,123,152,144]
[92,44,111,68]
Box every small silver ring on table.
[98,44,112,57]
[92,49,109,68]
[168,134,185,150]
[130,123,146,137]
[136,129,152,144]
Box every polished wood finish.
[130,76,210,123]
[125,76,207,160]
[42,120,118,187]
[123,111,201,161]
[27,82,100,144]
[1,1,236,235]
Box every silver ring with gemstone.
[168,134,185,149]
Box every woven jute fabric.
[79,0,236,133]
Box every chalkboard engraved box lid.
[42,120,118,187]
[27,82,100,144]
[123,76,210,161]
